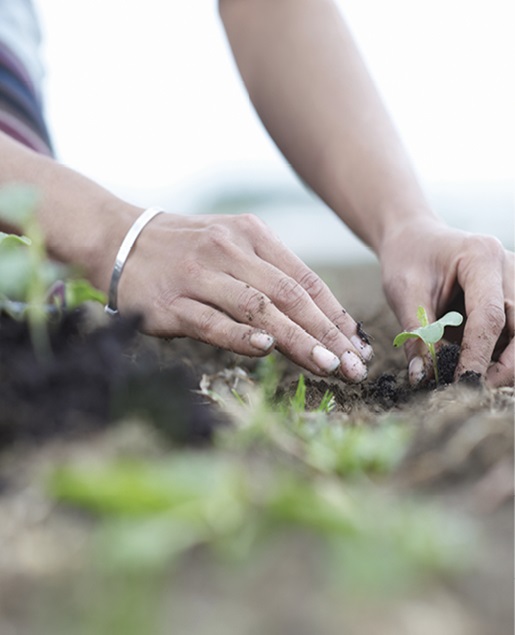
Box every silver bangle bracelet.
[105,206,165,317]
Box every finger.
[486,339,514,387]
[211,231,372,369]
[189,273,368,380]
[160,298,277,357]
[387,281,436,385]
[254,233,374,360]
[216,271,368,381]
[486,298,514,387]
[229,257,370,367]
[456,241,506,378]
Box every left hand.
[115,210,373,381]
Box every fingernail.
[409,356,425,386]
[311,345,341,374]
[340,350,368,383]
[250,331,275,352]
[351,335,374,362]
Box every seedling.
[0,184,107,354]
[393,306,463,384]
[290,374,336,414]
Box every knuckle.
[472,348,491,371]
[196,309,219,338]
[482,302,506,332]
[468,235,505,260]
[298,269,326,301]
[182,258,204,279]
[237,213,268,234]
[271,276,306,311]
[154,288,179,312]
[237,289,270,320]
[201,224,231,251]
[280,323,301,353]
[320,323,343,350]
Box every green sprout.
[0,183,107,354]
[290,374,336,414]
[393,306,463,384]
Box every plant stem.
[428,343,439,385]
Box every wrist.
[105,206,165,315]
[43,193,144,294]
[81,199,144,294]
[375,206,444,259]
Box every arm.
[219,0,514,386]
[0,131,373,381]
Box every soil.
[0,309,223,448]
[0,262,513,635]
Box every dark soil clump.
[0,311,222,449]
[459,370,482,387]
[364,372,412,409]
[436,343,460,385]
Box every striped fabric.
[0,0,53,156]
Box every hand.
[116,211,373,381]
[380,217,514,387]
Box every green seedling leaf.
[393,307,464,385]
[290,374,306,412]
[65,278,107,309]
[393,323,444,348]
[392,330,422,348]
[316,390,336,414]
[0,184,39,227]
[0,232,31,249]
[436,311,463,328]
[0,249,33,298]
[417,305,429,327]
[393,310,464,348]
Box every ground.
[0,262,513,635]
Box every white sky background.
[33,0,513,265]
[35,0,513,190]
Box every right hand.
[379,217,514,387]
[116,210,373,381]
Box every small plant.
[0,184,107,353]
[393,306,463,384]
[290,374,336,414]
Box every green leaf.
[393,309,464,348]
[418,322,445,345]
[0,249,33,298]
[65,278,107,309]
[436,311,463,328]
[416,305,429,327]
[48,454,236,517]
[0,184,39,227]
[393,331,423,348]
[316,390,336,413]
[290,374,306,412]
[0,232,31,249]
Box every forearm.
[220,0,440,254]
[0,132,141,291]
